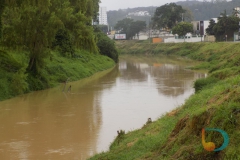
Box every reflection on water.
[0,57,206,159]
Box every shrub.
[27,71,50,91]
[94,27,119,63]
[52,29,74,57]
[0,50,22,72]
[194,76,219,92]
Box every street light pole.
[239,21,240,41]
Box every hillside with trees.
[177,0,240,20]
[107,0,240,29]
[107,7,157,30]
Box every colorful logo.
[202,128,229,152]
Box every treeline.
[0,0,118,100]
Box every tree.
[115,18,146,39]
[115,18,134,36]
[206,19,216,35]
[130,21,146,39]
[172,22,193,37]
[53,29,74,56]
[213,10,240,41]
[51,0,98,53]
[1,0,57,74]
[152,3,186,30]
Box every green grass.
[45,50,114,85]
[89,41,240,160]
[0,48,115,101]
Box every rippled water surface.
[0,56,206,159]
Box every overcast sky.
[100,0,184,11]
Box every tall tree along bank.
[0,0,118,99]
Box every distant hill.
[107,7,157,30]
[176,0,203,6]
[176,0,240,20]
[107,0,240,29]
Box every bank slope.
[0,49,115,101]
[89,41,240,160]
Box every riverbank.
[0,49,115,101]
[89,41,240,159]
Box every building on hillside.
[99,7,108,25]
[127,11,150,17]
[234,7,240,18]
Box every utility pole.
[239,21,240,41]
[149,18,151,43]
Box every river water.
[0,56,206,160]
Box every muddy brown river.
[0,56,206,159]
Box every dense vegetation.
[94,26,118,62]
[0,0,118,101]
[172,22,193,37]
[89,41,240,160]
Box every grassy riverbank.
[89,41,240,160]
[0,49,115,101]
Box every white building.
[128,11,150,16]
[99,7,108,25]
[192,18,218,36]
[200,18,218,35]
[234,7,240,18]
